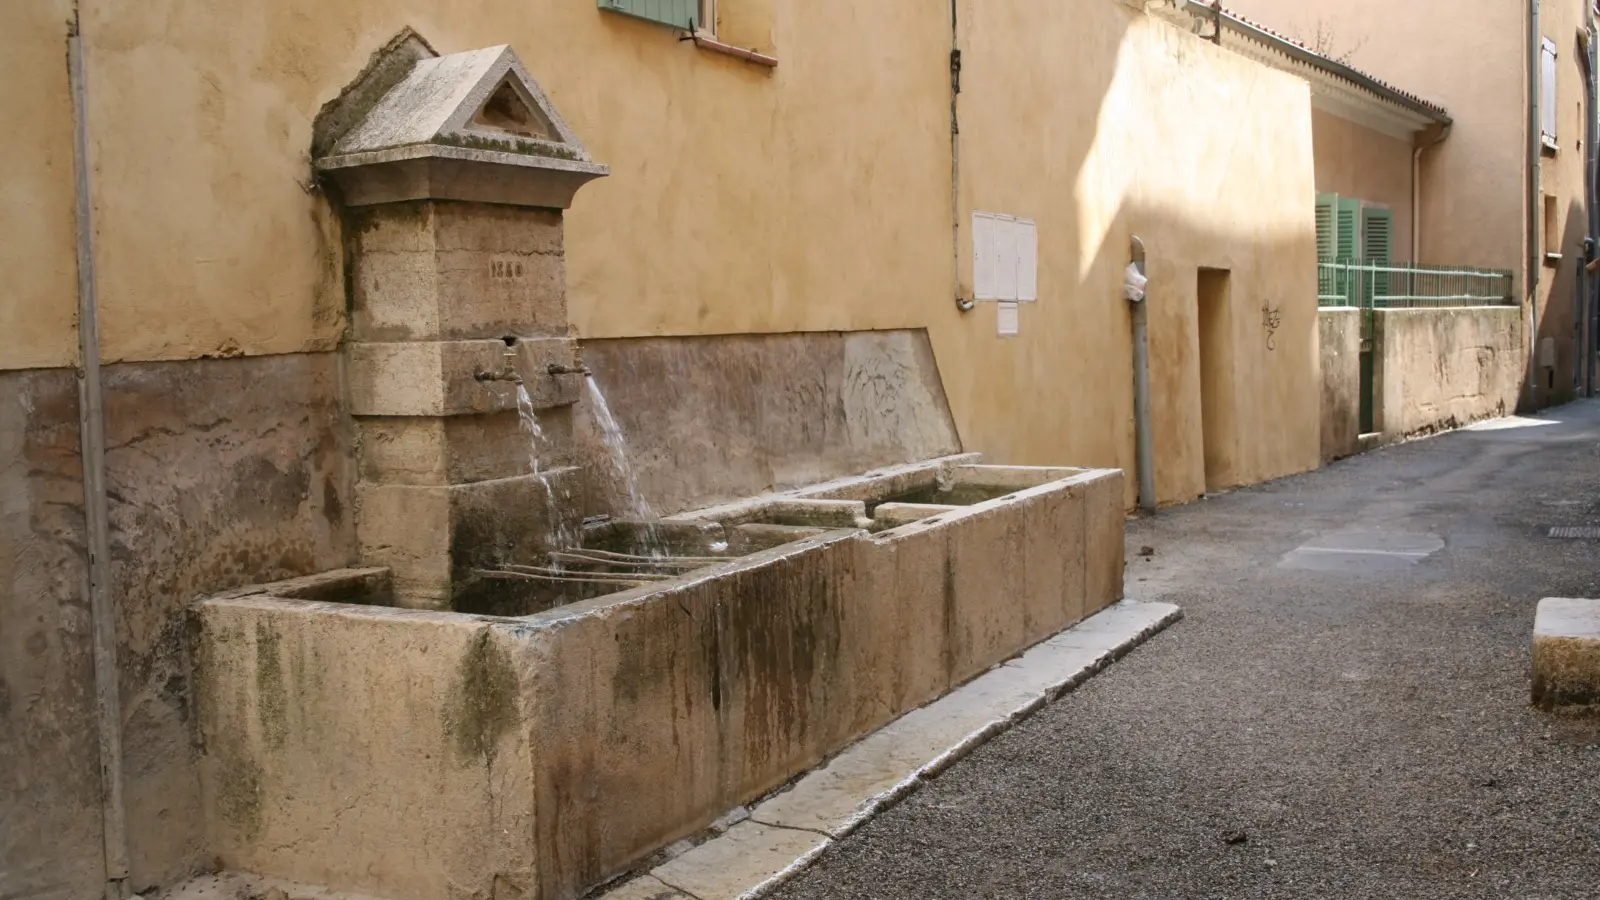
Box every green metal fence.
[1317,262,1515,308]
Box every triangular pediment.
[319,34,591,164]
[467,76,559,142]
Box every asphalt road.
[774,402,1600,899]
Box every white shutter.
[973,212,996,300]
[1542,38,1558,146]
[1016,219,1038,302]
[994,215,1019,301]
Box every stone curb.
[602,600,1184,900]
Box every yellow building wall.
[1226,0,1529,288]
[2,0,1322,508]
[1533,0,1592,406]
[2,1,1330,890]
[951,1,1322,503]
[1312,109,1415,261]
[1,0,80,370]
[62,0,950,364]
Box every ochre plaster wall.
[952,2,1322,504]
[1311,109,1415,261]
[1,0,80,370]
[1227,0,1529,286]
[1,3,1326,891]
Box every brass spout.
[476,346,523,385]
[546,362,591,377]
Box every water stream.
[515,384,543,475]
[584,376,666,556]
[517,383,577,554]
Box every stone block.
[516,336,584,410]
[356,469,581,609]
[870,520,953,713]
[357,413,529,486]
[347,340,519,417]
[1533,597,1600,712]
[945,504,1027,686]
[348,201,568,342]
[1083,469,1126,615]
[649,821,829,900]
[872,502,959,528]
[524,577,726,900]
[952,464,1092,490]
[1018,481,1084,644]
[191,599,537,900]
[718,537,858,803]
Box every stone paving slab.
[652,822,831,900]
[600,874,697,900]
[600,600,1182,900]
[1532,597,1600,712]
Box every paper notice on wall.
[997,301,1019,337]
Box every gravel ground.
[775,402,1600,900]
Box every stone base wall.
[1374,307,1524,439]
[0,353,356,897]
[574,330,962,518]
[1316,306,1526,458]
[1318,307,1361,462]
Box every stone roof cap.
[314,34,607,208]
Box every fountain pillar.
[315,36,607,609]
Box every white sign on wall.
[972,212,1038,303]
[997,300,1020,337]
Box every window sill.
[692,34,778,68]
[1545,251,1563,266]
[1542,135,1559,155]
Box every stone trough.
[191,457,1123,900]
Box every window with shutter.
[1362,206,1393,305]
[1315,193,1338,262]
[1315,193,1338,302]
[1335,198,1361,262]
[1542,38,1558,150]
[599,0,710,32]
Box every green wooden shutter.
[1362,205,1393,305]
[1335,198,1361,261]
[1315,193,1338,261]
[1333,197,1362,305]
[599,0,699,30]
[1315,193,1338,302]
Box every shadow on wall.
[1523,191,1594,407]
[939,0,1321,508]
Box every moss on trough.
[445,630,519,764]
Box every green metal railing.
[1317,262,1515,308]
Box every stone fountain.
[313,30,603,610]
[188,31,1129,900]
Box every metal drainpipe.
[1580,17,1598,399]
[951,0,971,313]
[68,19,131,900]
[1130,237,1156,514]
[1580,5,1593,393]
[1528,0,1543,408]
[1412,125,1450,265]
